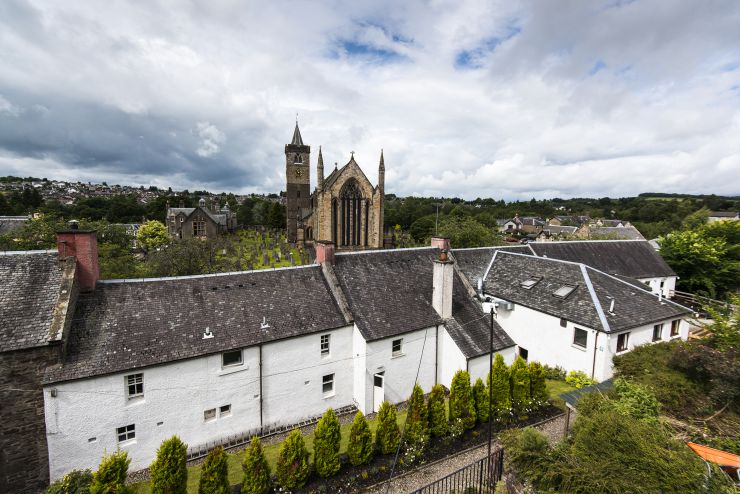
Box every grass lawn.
[546,379,577,411]
[132,409,408,493]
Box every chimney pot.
[69,220,79,231]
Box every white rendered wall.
[639,277,677,298]
[468,346,517,383]
[436,327,466,388]
[352,325,368,413]
[361,326,438,409]
[261,325,354,428]
[44,348,261,479]
[494,303,599,378]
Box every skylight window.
[553,285,577,299]
[520,277,541,289]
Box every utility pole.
[435,203,441,234]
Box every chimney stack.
[56,221,99,292]
[315,241,335,265]
[432,249,454,319]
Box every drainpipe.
[259,344,264,431]
[591,331,599,380]
[434,325,439,385]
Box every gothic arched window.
[336,179,367,247]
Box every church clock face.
[294,168,303,178]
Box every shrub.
[612,378,660,424]
[347,411,373,466]
[89,450,132,494]
[375,401,401,455]
[404,384,429,448]
[565,370,595,389]
[314,408,341,477]
[427,384,448,437]
[542,364,566,381]
[449,370,476,429]
[198,446,229,494]
[528,361,548,408]
[242,436,270,494]
[276,429,310,489]
[150,436,188,494]
[488,354,511,420]
[472,378,489,423]
[47,469,93,494]
[510,357,531,418]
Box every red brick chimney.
[431,236,450,251]
[315,241,335,265]
[56,221,99,292]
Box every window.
[116,424,135,443]
[573,328,588,348]
[222,350,243,368]
[322,373,334,397]
[219,404,231,417]
[320,334,330,356]
[520,277,541,289]
[560,318,567,327]
[392,338,403,357]
[204,408,216,421]
[193,220,206,237]
[553,285,577,299]
[126,373,144,400]
[617,332,630,352]
[519,347,529,361]
[652,324,663,342]
[670,320,680,337]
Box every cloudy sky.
[1,0,739,200]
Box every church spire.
[317,145,324,191]
[291,121,304,146]
[378,149,385,192]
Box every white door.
[373,372,385,412]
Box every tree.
[89,450,132,494]
[449,369,476,429]
[241,436,270,494]
[150,436,188,494]
[198,446,229,494]
[473,377,489,423]
[612,378,660,425]
[488,354,511,420]
[436,216,497,248]
[528,361,548,408]
[313,408,341,478]
[275,429,310,489]
[404,384,429,449]
[427,384,448,437]
[347,411,374,466]
[374,401,401,455]
[510,357,531,419]
[137,220,170,251]
[47,469,93,494]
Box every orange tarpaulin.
[687,442,740,468]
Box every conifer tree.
[449,369,476,429]
[347,411,374,466]
[528,361,548,408]
[374,401,401,455]
[488,353,511,419]
[510,356,532,419]
[150,435,188,494]
[473,377,490,423]
[427,384,448,437]
[198,446,229,494]
[89,450,132,494]
[241,436,270,494]
[313,408,341,478]
[276,429,310,489]
[404,384,429,448]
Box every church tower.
[285,122,311,243]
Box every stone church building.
[285,123,386,249]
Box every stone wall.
[0,345,61,494]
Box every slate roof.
[0,251,64,352]
[560,379,614,408]
[45,266,347,383]
[168,206,228,226]
[589,226,645,240]
[709,211,738,218]
[542,225,578,235]
[291,123,304,146]
[483,251,690,333]
[331,248,443,341]
[452,246,532,287]
[527,240,675,278]
[0,216,30,235]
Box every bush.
[150,436,188,494]
[347,411,374,466]
[404,384,429,449]
[89,450,132,494]
[242,436,271,494]
[472,378,489,423]
[613,378,660,424]
[528,362,548,408]
[565,370,596,389]
[314,408,341,477]
[542,364,566,381]
[375,401,401,455]
[276,429,310,489]
[488,354,511,420]
[47,469,93,494]
[510,357,531,418]
[427,384,448,437]
[499,427,550,483]
[449,370,476,429]
[198,446,229,494]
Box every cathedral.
[285,123,386,250]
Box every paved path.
[362,414,566,494]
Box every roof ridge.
[580,264,611,332]
[0,249,57,256]
[99,263,317,284]
[495,249,585,267]
[335,246,435,256]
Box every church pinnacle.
[291,121,304,146]
[317,145,324,190]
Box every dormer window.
[520,277,541,289]
[553,285,577,299]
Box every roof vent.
[553,285,577,299]
[608,298,615,314]
[203,327,214,339]
[260,317,270,330]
